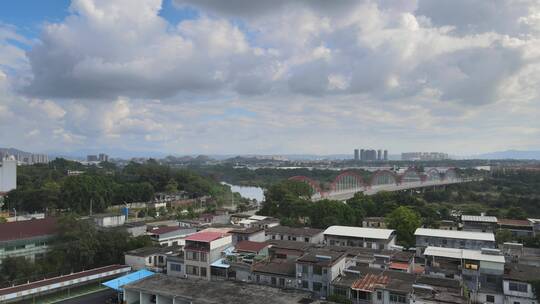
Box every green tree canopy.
[385,206,422,248]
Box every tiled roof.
[235,241,268,253]
[498,218,531,227]
[150,226,184,235]
[352,273,390,291]
[0,217,57,242]
[185,231,226,242]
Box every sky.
[0,0,539,157]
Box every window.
[272,235,275,240]
[200,252,207,262]
[170,263,182,272]
[377,291,382,300]
[390,294,407,303]
[301,264,309,274]
[486,295,495,303]
[186,265,199,275]
[158,256,164,264]
[200,267,207,277]
[271,277,277,285]
[304,237,309,242]
[279,278,285,287]
[148,257,152,263]
[302,281,309,289]
[442,239,448,245]
[186,251,199,261]
[322,268,327,275]
[276,253,287,259]
[313,265,323,275]
[313,282,322,292]
[509,282,528,293]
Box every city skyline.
[1,1,540,155]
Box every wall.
[0,157,16,192]
[125,255,148,270]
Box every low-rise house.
[265,226,324,244]
[148,226,196,246]
[238,215,280,229]
[183,231,233,281]
[324,226,397,250]
[235,241,270,256]
[197,213,231,225]
[266,240,315,260]
[296,249,347,298]
[0,217,57,263]
[252,259,297,289]
[230,226,266,244]
[502,263,540,304]
[497,219,534,238]
[230,213,252,225]
[412,276,467,304]
[415,228,496,252]
[124,246,181,272]
[462,215,498,233]
[92,213,126,228]
[362,217,387,229]
[372,250,415,273]
[123,221,147,237]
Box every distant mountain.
[474,150,540,160]
[0,147,33,157]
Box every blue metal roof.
[102,269,155,292]
[210,258,230,269]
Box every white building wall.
[0,157,16,192]
[125,255,148,270]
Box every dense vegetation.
[0,215,152,288]
[3,159,232,214]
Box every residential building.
[123,222,147,237]
[230,226,266,244]
[183,231,232,280]
[296,249,347,298]
[252,259,297,289]
[148,226,196,246]
[401,152,449,161]
[383,150,388,161]
[354,149,359,161]
[502,263,540,304]
[92,213,126,228]
[324,226,397,249]
[0,156,16,192]
[125,246,181,272]
[415,228,496,252]
[462,215,498,233]
[98,153,109,162]
[0,217,57,263]
[235,240,270,256]
[362,217,387,229]
[238,215,280,229]
[265,226,324,244]
[122,274,322,304]
[86,155,98,162]
[497,219,534,238]
[266,239,315,260]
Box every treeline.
[4,159,231,214]
[0,215,152,288]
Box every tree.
[385,206,421,248]
[496,229,513,244]
[165,178,179,193]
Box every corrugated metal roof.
[102,269,155,292]
[423,247,505,263]
[415,228,495,242]
[324,226,395,240]
[461,215,498,223]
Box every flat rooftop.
[185,231,228,242]
[324,226,395,240]
[461,215,497,223]
[124,274,319,304]
[423,247,505,263]
[0,217,57,242]
[415,228,495,242]
[266,226,323,237]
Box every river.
[222,182,265,202]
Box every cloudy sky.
[0,0,539,156]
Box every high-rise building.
[99,153,109,162]
[383,150,388,161]
[87,155,98,162]
[360,149,365,161]
[0,156,17,192]
[354,149,359,161]
[377,149,382,161]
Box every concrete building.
[377,149,382,161]
[462,215,498,233]
[92,213,126,228]
[296,249,347,298]
[0,217,57,263]
[125,246,181,272]
[148,226,196,247]
[252,259,297,289]
[497,219,534,238]
[362,217,387,229]
[265,226,324,244]
[98,153,109,162]
[183,231,232,281]
[502,263,540,304]
[0,156,16,192]
[123,274,321,304]
[230,226,266,244]
[383,150,388,161]
[86,155,98,162]
[324,226,397,249]
[354,149,359,161]
[415,228,496,252]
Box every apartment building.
[183,231,232,280]
[324,226,397,250]
[265,226,324,244]
[415,228,496,252]
[124,246,181,272]
[296,249,347,298]
[502,263,540,304]
[462,215,498,233]
[148,226,196,246]
[230,226,266,244]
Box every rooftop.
[504,263,540,282]
[149,226,186,235]
[235,241,269,253]
[0,217,57,242]
[461,215,498,223]
[349,267,416,293]
[123,274,319,304]
[230,226,264,234]
[498,218,532,227]
[266,226,324,237]
[324,226,395,240]
[297,250,345,266]
[126,246,181,257]
[252,259,296,277]
[423,247,505,263]
[415,228,495,242]
[185,231,228,242]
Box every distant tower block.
[377,150,382,161]
[354,149,359,161]
[383,150,388,161]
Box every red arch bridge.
[288,167,477,201]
